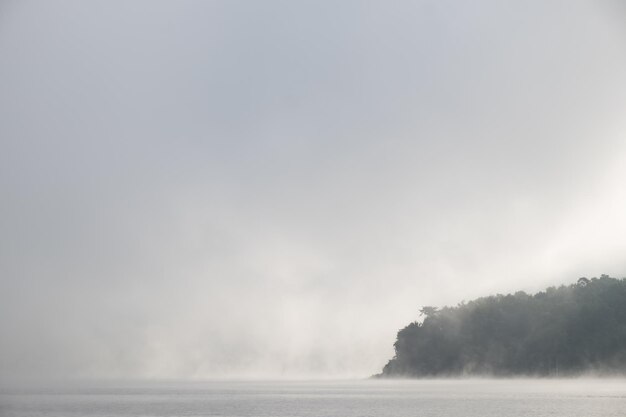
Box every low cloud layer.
[1,0,626,380]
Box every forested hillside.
[378,275,626,377]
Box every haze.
[1,0,626,381]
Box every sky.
[1,0,626,380]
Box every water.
[1,379,625,416]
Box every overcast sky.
[1,0,626,380]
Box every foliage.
[379,275,626,377]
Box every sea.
[1,379,625,416]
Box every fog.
[1,0,626,381]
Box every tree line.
[377,275,626,377]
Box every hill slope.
[378,275,626,377]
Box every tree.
[419,306,439,318]
[379,275,626,377]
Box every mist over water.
[1,0,626,384]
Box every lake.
[1,379,625,416]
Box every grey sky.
[1,0,626,380]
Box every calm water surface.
[1,379,625,416]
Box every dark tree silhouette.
[378,275,626,377]
[419,306,439,318]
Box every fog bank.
[1,0,626,380]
